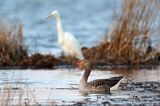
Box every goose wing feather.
[88,76,124,88]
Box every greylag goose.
[76,60,125,94]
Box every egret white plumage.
[47,10,84,60]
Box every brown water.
[0,67,160,105]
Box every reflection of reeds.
[0,21,27,66]
[84,0,160,64]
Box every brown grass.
[0,20,27,67]
[20,53,59,69]
[83,0,160,65]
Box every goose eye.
[84,60,87,63]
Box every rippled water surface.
[0,68,160,105]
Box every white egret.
[47,10,84,60]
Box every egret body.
[47,10,84,60]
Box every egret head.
[47,10,59,19]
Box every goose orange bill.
[76,60,83,68]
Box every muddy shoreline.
[74,81,160,106]
[0,52,159,70]
[67,81,160,105]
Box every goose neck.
[79,64,91,89]
[82,65,91,82]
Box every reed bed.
[0,21,27,67]
[83,0,160,65]
[20,53,58,69]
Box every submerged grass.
[0,83,37,105]
[0,70,55,105]
[83,0,160,65]
[0,71,48,105]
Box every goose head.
[76,60,90,70]
[47,10,59,19]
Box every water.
[0,1,160,105]
[0,0,120,56]
[0,68,160,105]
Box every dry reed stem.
[84,0,160,64]
[0,20,27,66]
[0,70,38,106]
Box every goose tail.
[110,77,127,91]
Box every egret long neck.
[55,14,64,40]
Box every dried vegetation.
[83,0,160,65]
[0,21,27,67]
